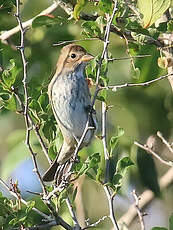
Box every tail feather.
[42,158,59,182]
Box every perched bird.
[43,44,97,182]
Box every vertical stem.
[15,0,47,196]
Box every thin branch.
[53,38,99,46]
[102,72,173,92]
[83,216,108,229]
[108,54,151,62]
[66,197,81,229]
[97,2,120,230]
[14,91,51,164]
[15,0,47,196]
[134,141,173,167]
[157,131,173,155]
[132,190,145,230]
[0,0,164,49]
[104,186,119,230]
[0,178,50,220]
[0,1,60,41]
[44,122,94,200]
[118,167,173,226]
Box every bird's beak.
[81,54,94,62]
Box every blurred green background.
[0,0,173,229]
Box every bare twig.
[96,2,120,230]
[157,131,173,155]
[0,178,50,220]
[53,38,99,46]
[108,54,151,62]
[83,216,108,229]
[14,92,51,164]
[66,197,81,229]
[118,167,173,226]
[15,0,47,196]
[44,122,94,200]
[132,190,145,230]
[102,72,173,92]
[134,141,173,167]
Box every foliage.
[0,0,172,229]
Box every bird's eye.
[71,53,76,59]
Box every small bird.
[43,44,97,182]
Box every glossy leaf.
[138,0,170,28]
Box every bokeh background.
[0,0,173,229]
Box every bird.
[42,44,97,183]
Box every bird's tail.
[42,156,59,182]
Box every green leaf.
[116,156,134,175]
[167,20,173,32]
[131,67,140,79]
[137,0,170,28]
[110,126,124,156]
[81,21,101,38]
[76,153,101,177]
[169,213,173,230]
[42,120,56,141]
[3,94,17,111]
[38,93,49,112]
[9,217,18,226]
[112,173,122,186]
[73,0,85,20]
[32,15,64,28]
[95,16,105,34]
[101,59,108,75]
[29,99,41,113]
[97,89,107,102]
[111,157,133,192]
[72,187,78,203]
[58,189,68,206]
[98,0,112,13]
[26,201,35,214]
[2,59,21,88]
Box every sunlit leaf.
[73,0,85,20]
[38,93,49,112]
[138,0,170,28]
[26,201,35,214]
